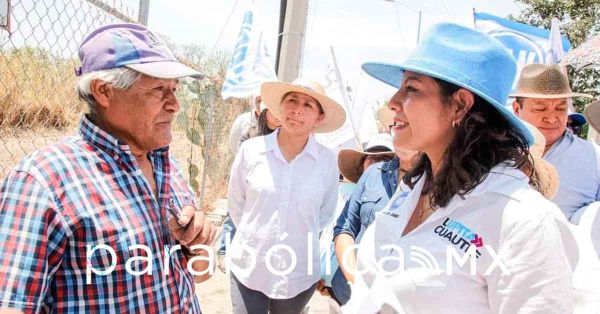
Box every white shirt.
[227,130,339,299]
[228,111,257,155]
[344,163,577,314]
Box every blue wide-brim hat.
[362,23,534,145]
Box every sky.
[0,0,525,109]
[147,0,525,108]
[0,0,525,108]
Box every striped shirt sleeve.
[0,170,67,313]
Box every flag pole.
[417,10,422,43]
[329,46,362,149]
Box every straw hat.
[338,134,395,183]
[260,78,346,133]
[377,106,394,132]
[509,64,593,99]
[584,100,600,133]
[523,121,559,199]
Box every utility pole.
[417,10,422,43]
[275,0,309,82]
[138,0,150,25]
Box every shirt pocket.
[246,160,278,194]
[301,170,326,204]
[359,194,383,228]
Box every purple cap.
[76,23,204,79]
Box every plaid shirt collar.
[79,114,170,161]
[78,114,174,210]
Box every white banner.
[221,2,277,100]
[315,47,378,152]
[315,60,357,150]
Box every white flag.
[316,50,378,152]
[221,3,277,100]
[547,18,567,64]
[315,52,359,151]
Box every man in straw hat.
[511,63,600,221]
[0,23,215,313]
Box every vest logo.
[434,218,483,258]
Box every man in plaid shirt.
[0,23,216,313]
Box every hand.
[168,205,217,251]
[316,279,330,297]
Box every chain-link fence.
[0,0,245,212]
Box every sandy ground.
[196,271,331,314]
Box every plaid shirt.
[0,116,202,313]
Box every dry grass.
[0,128,230,207]
[0,46,246,213]
[0,47,84,130]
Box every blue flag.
[474,12,572,100]
[474,12,571,65]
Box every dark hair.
[402,78,533,208]
[256,108,277,136]
[515,97,525,108]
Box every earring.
[452,121,460,128]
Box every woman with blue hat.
[343,23,577,313]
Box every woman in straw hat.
[342,23,578,313]
[226,78,345,314]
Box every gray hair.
[75,67,142,119]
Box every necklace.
[418,198,434,222]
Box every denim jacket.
[333,157,400,241]
[330,157,401,304]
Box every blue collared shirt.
[544,129,600,220]
[333,157,401,241]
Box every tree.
[509,0,600,115]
